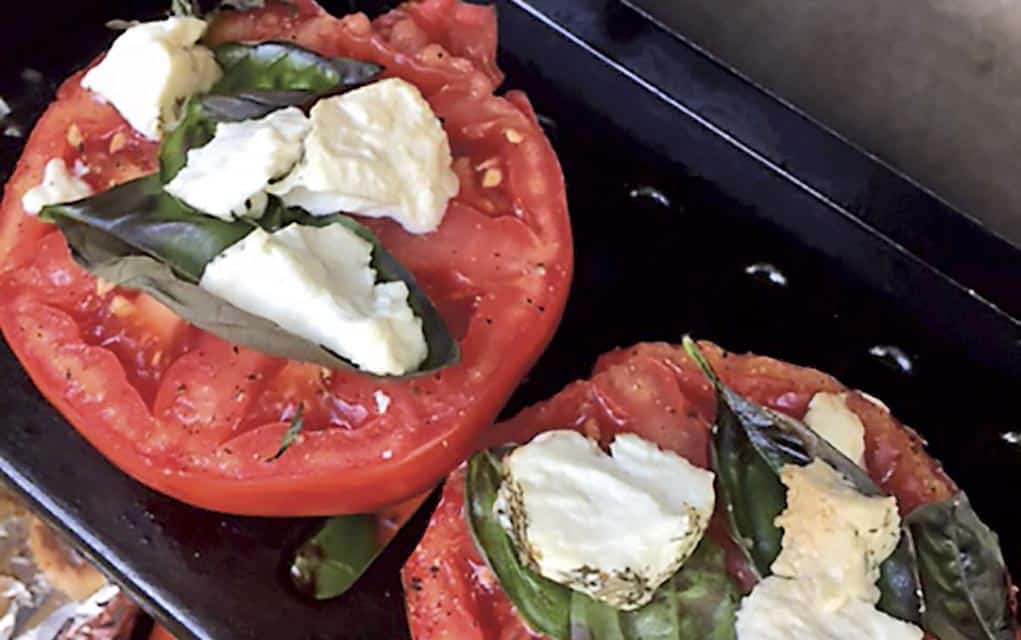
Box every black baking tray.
[0,1,1018,639]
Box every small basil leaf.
[466,449,571,639]
[291,492,431,600]
[43,180,458,375]
[682,337,922,623]
[40,175,248,282]
[200,90,311,120]
[212,42,382,95]
[467,449,741,640]
[907,493,1016,640]
[290,514,379,600]
[266,404,304,462]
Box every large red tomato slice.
[402,342,964,639]
[0,0,572,516]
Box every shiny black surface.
[0,1,1019,639]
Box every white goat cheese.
[81,17,222,140]
[803,392,867,467]
[736,577,923,640]
[771,459,901,608]
[495,430,715,610]
[268,78,459,234]
[736,459,922,640]
[199,223,427,376]
[22,159,93,214]
[165,107,311,219]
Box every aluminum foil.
[0,488,138,640]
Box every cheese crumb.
[22,159,94,215]
[803,392,867,467]
[200,223,427,376]
[735,458,921,640]
[772,459,901,609]
[81,17,222,140]
[268,78,459,234]
[737,576,923,640]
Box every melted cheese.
[495,430,715,610]
[21,159,93,214]
[771,459,901,608]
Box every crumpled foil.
[0,488,138,639]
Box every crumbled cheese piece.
[736,577,923,640]
[268,78,459,234]
[21,159,93,214]
[803,392,867,467]
[735,458,922,640]
[165,107,311,219]
[495,430,715,610]
[772,459,901,609]
[199,223,427,376]
[374,390,392,414]
[81,17,222,140]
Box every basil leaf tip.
[266,404,304,462]
[290,514,380,600]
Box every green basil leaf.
[467,449,571,639]
[290,514,380,600]
[877,534,924,625]
[160,42,381,181]
[708,413,784,579]
[571,594,627,640]
[212,42,382,95]
[40,175,247,282]
[266,404,304,462]
[467,449,740,640]
[41,179,459,376]
[606,541,738,640]
[681,337,922,623]
[907,493,1016,640]
[291,491,431,600]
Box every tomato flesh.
[403,342,962,639]
[0,0,572,516]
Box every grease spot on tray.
[744,262,788,287]
[868,345,915,375]
[628,185,671,207]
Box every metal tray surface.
[0,1,1018,638]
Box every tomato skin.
[0,0,572,516]
[405,342,965,639]
[404,466,540,640]
[149,626,176,640]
